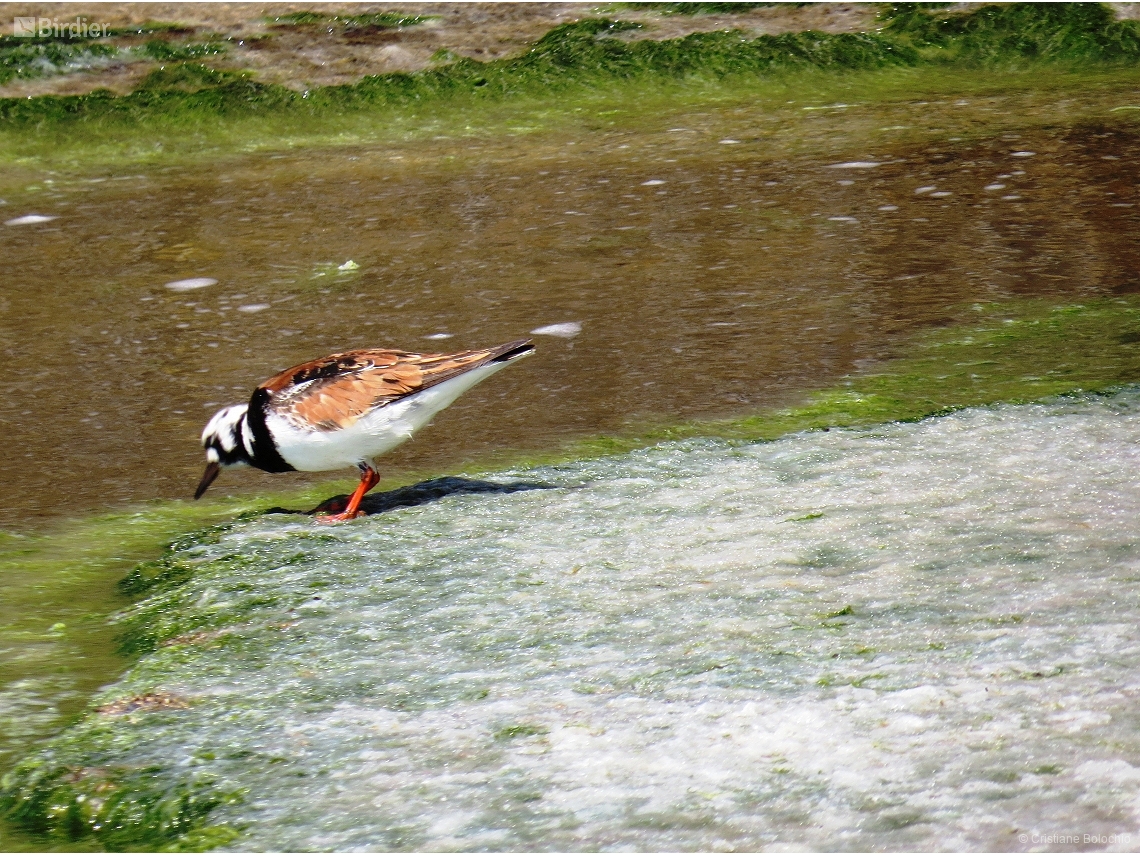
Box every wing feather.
[257,340,531,432]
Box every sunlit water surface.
[46,391,1140,852]
[1,123,1138,525]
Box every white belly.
[267,360,512,472]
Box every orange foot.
[313,464,379,524]
[315,509,364,524]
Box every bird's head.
[196,404,251,499]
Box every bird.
[196,339,534,521]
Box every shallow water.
[28,390,1140,851]
[1,119,1139,526]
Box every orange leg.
[317,465,380,523]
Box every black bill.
[194,461,221,500]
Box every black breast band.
[245,389,296,473]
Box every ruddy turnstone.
[196,339,534,521]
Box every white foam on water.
[79,393,1140,851]
[5,214,57,225]
[164,277,218,292]
[530,322,582,338]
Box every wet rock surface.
[8,391,1140,850]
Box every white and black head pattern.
[201,404,253,467]
[195,404,254,500]
[196,399,296,499]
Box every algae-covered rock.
[0,716,243,849]
[5,389,1140,850]
[6,4,1140,128]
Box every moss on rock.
[5,4,1138,132]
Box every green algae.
[0,18,914,125]
[4,3,1139,166]
[1,746,244,851]
[881,1,1140,65]
[493,722,550,741]
[555,298,1140,458]
[3,54,1139,177]
[134,40,226,63]
[0,486,357,775]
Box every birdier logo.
[13,16,110,37]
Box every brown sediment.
[162,628,234,647]
[96,692,191,714]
